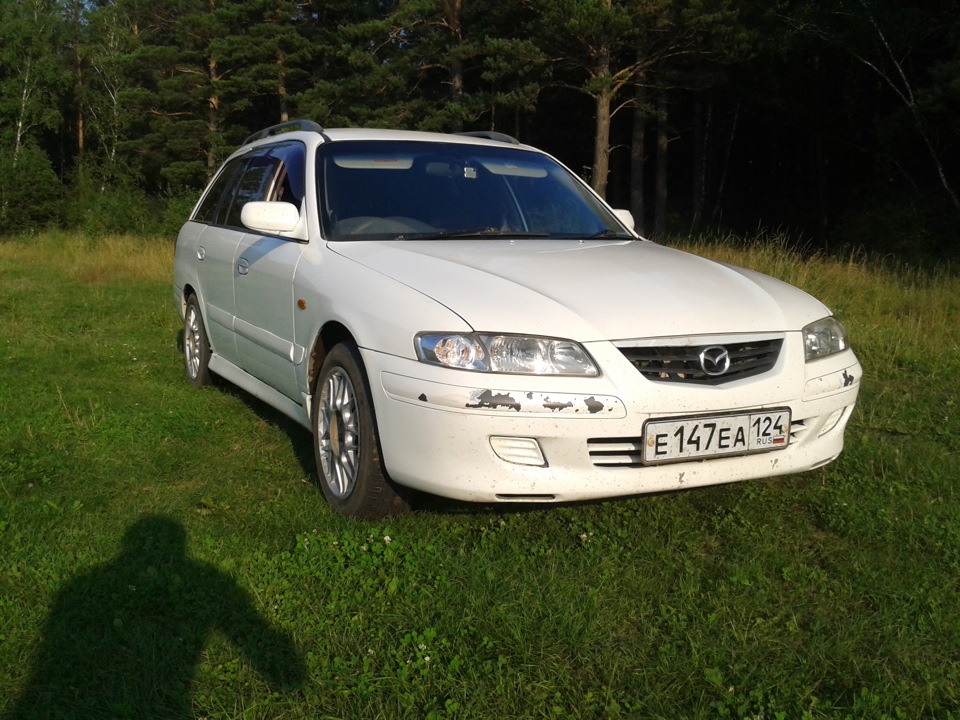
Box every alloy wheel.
[184,305,202,380]
[317,367,360,498]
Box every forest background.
[1,0,958,261]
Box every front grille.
[619,338,783,385]
[587,438,645,467]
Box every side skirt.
[209,354,312,430]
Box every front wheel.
[313,343,409,519]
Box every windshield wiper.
[397,227,550,240]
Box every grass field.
[1,232,958,719]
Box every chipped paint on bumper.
[381,371,626,418]
[803,362,861,400]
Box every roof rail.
[455,130,520,145]
[243,120,324,146]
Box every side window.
[192,158,244,224]
[223,156,282,228]
[265,142,306,208]
[195,141,307,229]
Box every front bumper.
[362,336,861,503]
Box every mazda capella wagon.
[174,120,861,518]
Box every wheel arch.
[307,321,358,402]
[180,283,199,315]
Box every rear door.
[190,157,248,363]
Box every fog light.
[490,437,547,466]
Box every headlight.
[416,333,599,375]
[803,316,848,361]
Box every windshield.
[317,140,629,241]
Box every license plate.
[642,409,790,464]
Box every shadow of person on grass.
[6,515,305,720]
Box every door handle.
[237,258,250,276]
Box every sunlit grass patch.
[1,232,958,719]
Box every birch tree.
[0,0,65,227]
[83,2,142,186]
[0,0,65,169]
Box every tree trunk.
[593,87,613,199]
[207,57,219,172]
[450,55,464,132]
[73,2,85,155]
[13,59,33,169]
[277,51,288,123]
[630,83,646,235]
[711,97,740,225]
[205,0,219,172]
[591,33,613,199]
[445,0,464,132]
[813,121,827,236]
[654,92,669,236]
[692,97,709,232]
[77,76,85,154]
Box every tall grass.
[0,231,174,285]
[674,232,960,375]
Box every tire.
[183,295,215,388]
[313,342,409,519]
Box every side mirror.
[613,209,635,232]
[241,201,300,234]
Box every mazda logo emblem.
[699,345,731,376]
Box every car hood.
[329,239,830,341]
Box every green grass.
[1,231,958,719]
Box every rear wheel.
[313,342,409,519]
[183,295,214,388]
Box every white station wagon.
[174,120,861,518]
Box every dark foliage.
[0,0,957,257]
